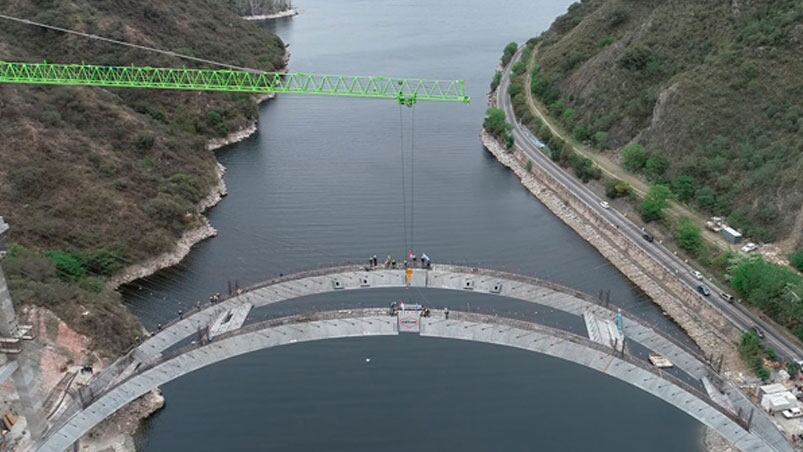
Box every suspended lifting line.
[399,104,409,259]
[410,105,416,257]
[0,12,261,72]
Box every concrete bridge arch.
[37,265,792,451]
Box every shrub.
[573,125,592,142]
[490,71,502,91]
[621,144,648,172]
[790,250,803,272]
[675,218,703,256]
[730,256,803,339]
[645,154,669,181]
[483,108,511,139]
[569,153,601,182]
[525,160,533,172]
[86,247,127,276]
[597,36,616,48]
[501,42,518,66]
[671,175,696,202]
[135,134,156,151]
[45,250,87,282]
[144,193,194,234]
[548,100,566,116]
[695,186,718,211]
[508,83,523,98]
[605,179,631,199]
[592,131,608,148]
[640,184,672,222]
[162,173,205,204]
[512,61,527,77]
[562,108,577,129]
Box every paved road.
[496,47,803,364]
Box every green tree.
[671,175,695,202]
[675,218,703,256]
[548,100,566,116]
[484,107,512,140]
[695,186,718,211]
[790,250,803,272]
[640,184,672,221]
[730,256,803,340]
[490,71,502,91]
[501,42,518,66]
[592,131,608,148]
[562,108,577,129]
[512,61,527,76]
[621,144,648,172]
[508,83,522,98]
[645,154,669,181]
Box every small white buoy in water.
[365,358,371,363]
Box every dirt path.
[522,51,733,251]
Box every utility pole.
[0,217,45,440]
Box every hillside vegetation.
[0,1,285,354]
[527,0,802,244]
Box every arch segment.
[37,309,785,451]
[39,265,791,451]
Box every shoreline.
[88,75,284,449]
[479,129,741,366]
[242,8,298,21]
[480,130,737,452]
[109,95,277,291]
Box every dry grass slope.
[0,0,285,355]
[530,0,802,244]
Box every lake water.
[128,1,703,450]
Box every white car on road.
[691,270,703,280]
[599,201,610,209]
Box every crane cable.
[0,12,264,73]
[399,104,409,259]
[398,104,418,265]
[410,105,416,258]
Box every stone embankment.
[242,8,299,21]
[480,130,743,371]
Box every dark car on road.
[697,285,710,296]
[751,326,765,339]
[642,232,654,242]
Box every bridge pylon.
[0,217,46,440]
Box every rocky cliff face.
[530,0,802,244]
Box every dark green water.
[129,1,703,450]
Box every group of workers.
[388,301,449,319]
[368,251,432,270]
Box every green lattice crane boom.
[0,61,469,106]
